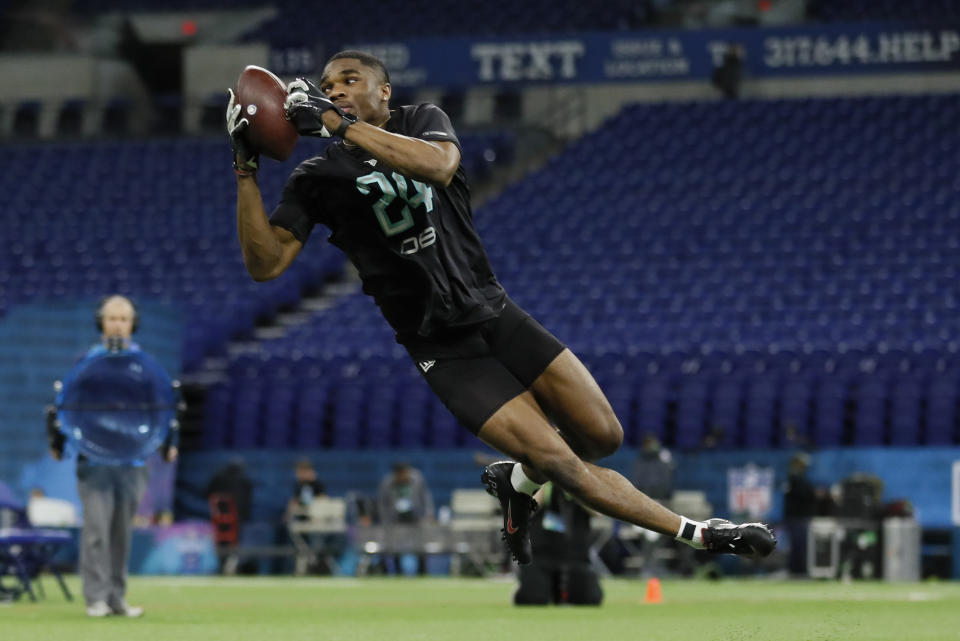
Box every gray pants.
[76,462,148,607]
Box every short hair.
[326,50,390,85]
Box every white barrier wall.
[0,55,97,138]
[521,71,960,139]
[0,42,268,137]
[183,44,270,133]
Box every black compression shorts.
[401,297,566,435]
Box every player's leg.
[527,348,623,461]
[405,320,775,564]
[478,394,777,561]
[404,327,546,563]
[478,391,682,535]
[403,332,659,563]
[482,300,777,559]
[485,299,622,462]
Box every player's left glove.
[226,88,259,175]
[284,78,358,138]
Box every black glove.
[45,404,65,460]
[161,388,184,462]
[283,78,358,138]
[226,88,259,175]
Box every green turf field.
[3,576,960,641]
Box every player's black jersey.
[269,103,506,340]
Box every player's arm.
[237,175,302,281]
[227,88,303,281]
[341,125,460,187]
[284,80,460,186]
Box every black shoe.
[702,518,777,558]
[481,461,537,565]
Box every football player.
[226,51,776,565]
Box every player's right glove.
[226,88,259,175]
[284,78,357,138]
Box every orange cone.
[645,577,662,604]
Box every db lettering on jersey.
[400,227,437,255]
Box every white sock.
[510,462,542,496]
[675,516,707,549]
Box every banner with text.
[271,22,960,87]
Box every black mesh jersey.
[269,103,506,341]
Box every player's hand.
[226,88,259,175]
[284,78,354,138]
[164,446,178,463]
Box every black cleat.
[702,518,777,558]
[481,461,537,565]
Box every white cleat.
[85,601,111,617]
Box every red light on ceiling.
[181,19,198,36]
[758,0,772,10]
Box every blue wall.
[679,446,960,528]
[175,446,960,529]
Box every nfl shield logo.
[727,464,774,520]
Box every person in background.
[205,459,254,574]
[47,295,179,618]
[285,459,339,574]
[514,482,602,606]
[628,433,678,574]
[206,460,253,524]
[286,458,327,522]
[711,42,744,99]
[632,433,675,503]
[783,452,818,577]
[377,462,434,574]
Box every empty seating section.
[0,138,344,369]
[3,95,959,450]
[0,131,514,372]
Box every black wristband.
[334,113,358,138]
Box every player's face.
[319,59,391,125]
[100,298,135,340]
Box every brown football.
[235,65,299,161]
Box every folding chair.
[288,497,348,575]
[0,481,73,602]
[448,489,502,575]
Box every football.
[235,65,299,161]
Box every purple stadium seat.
[851,375,889,446]
[743,376,778,448]
[675,374,708,450]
